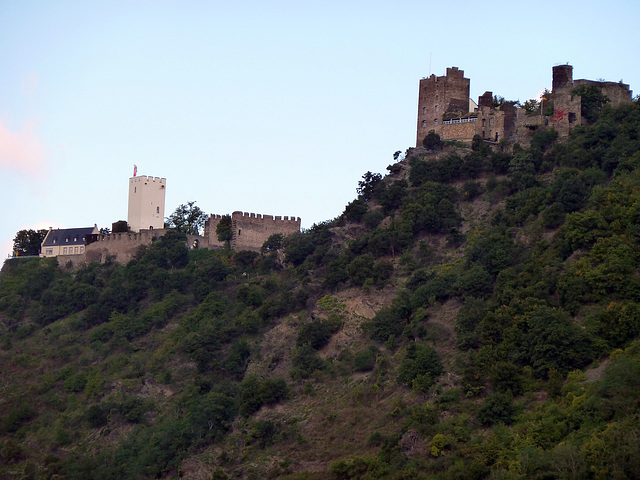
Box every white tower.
[128,175,166,232]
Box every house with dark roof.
[40,226,99,258]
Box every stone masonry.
[416,64,633,146]
[204,211,301,252]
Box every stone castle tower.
[127,175,166,232]
[416,67,472,146]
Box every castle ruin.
[416,64,633,146]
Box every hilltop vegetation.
[2,100,640,479]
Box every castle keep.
[416,64,633,146]
[127,175,166,232]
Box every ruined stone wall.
[476,107,506,142]
[573,79,632,107]
[231,211,301,252]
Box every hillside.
[2,100,640,479]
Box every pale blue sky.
[2,1,639,261]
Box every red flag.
[133,165,137,177]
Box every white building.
[127,175,166,232]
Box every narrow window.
[422,107,426,114]
[135,187,136,193]
[238,229,241,236]
[156,206,160,214]
[63,247,67,254]
[80,246,84,253]
[74,247,79,254]
[489,118,494,126]
[434,119,438,126]
[422,120,427,128]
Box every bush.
[397,343,443,391]
[291,344,324,379]
[297,319,338,350]
[239,375,288,417]
[353,347,378,372]
[366,305,407,342]
[476,391,518,426]
[423,130,442,151]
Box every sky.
[1,0,639,263]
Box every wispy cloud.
[0,119,46,176]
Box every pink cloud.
[0,119,46,175]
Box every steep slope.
[2,100,640,479]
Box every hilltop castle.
[45,172,301,266]
[416,64,633,146]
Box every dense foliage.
[2,100,640,479]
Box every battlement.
[445,66,464,78]
[232,211,301,224]
[129,176,166,184]
[417,63,634,146]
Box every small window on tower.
[422,120,427,128]
[435,119,438,126]
[422,107,426,114]
[134,187,136,193]
[157,206,160,214]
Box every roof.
[42,227,98,247]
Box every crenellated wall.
[83,229,205,264]
[230,211,301,251]
[204,211,301,252]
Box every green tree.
[261,233,283,253]
[397,343,443,390]
[12,229,47,256]
[216,214,232,244]
[357,171,383,201]
[422,130,442,151]
[166,201,207,235]
[573,84,609,123]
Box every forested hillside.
[2,100,640,479]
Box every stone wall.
[204,211,302,252]
[203,214,227,249]
[232,211,301,252]
[440,120,476,141]
[84,229,206,265]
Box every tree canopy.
[166,201,208,235]
[12,229,48,256]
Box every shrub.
[297,319,338,350]
[353,347,378,372]
[366,305,407,342]
[239,375,288,417]
[291,344,324,379]
[476,391,518,426]
[397,343,443,391]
